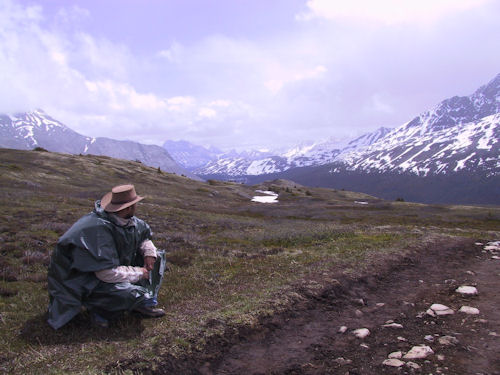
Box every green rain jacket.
[47,200,165,329]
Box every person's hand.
[141,267,150,279]
[144,256,156,271]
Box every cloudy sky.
[1,0,499,151]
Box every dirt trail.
[189,239,500,375]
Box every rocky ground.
[160,239,500,375]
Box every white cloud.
[299,0,492,24]
[198,107,217,118]
[265,65,327,94]
[368,94,394,114]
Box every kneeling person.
[47,184,166,329]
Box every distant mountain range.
[164,73,499,204]
[163,128,392,176]
[2,72,498,205]
[0,110,197,179]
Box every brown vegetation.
[0,148,498,374]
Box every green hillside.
[0,148,498,374]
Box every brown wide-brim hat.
[101,184,144,212]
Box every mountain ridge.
[0,109,198,179]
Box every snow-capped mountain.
[242,73,499,204]
[197,73,499,181]
[338,74,500,176]
[195,128,391,177]
[0,109,197,178]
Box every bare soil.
[153,238,500,375]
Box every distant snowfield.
[251,190,279,204]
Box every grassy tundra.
[0,148,498,374]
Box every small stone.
[456,286,478,295]
[419,279,424,283]
[353,328,370,338]
[338,326,348,333]
[403,345,434,359]
[360,343,370,349]
[354,298,365,306]
[492,256,500,260]
[475,319,488,324]
[388,351,402,359]
[474,242,483,246]
[437,354,445,361]
[466,271,475,275]
[376,302,385,307]
[383,359,405,367]
[355,309,363,317]
[438,335,459,346]
[383,323,403,329]
[489,332,499,337]
[425,335,435,342]
[459,306,480,315]
[397,336,407,341]
[385,319,394,324]
[335,357,352,365]
[406,361,421,369]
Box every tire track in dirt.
[196,238,500,375]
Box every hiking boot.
[90,311,109,328]
[133,305,166,318]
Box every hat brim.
[100,192,144,212]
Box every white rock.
[489,332,499,337]
[376,302,385,307]
[456,286,478,295]
[484,245,500,251]
[474,242,483,246]
[388,351,402,359]
[406,361,421,369]
[397,336,407,341]
[465,270,475,275]
[459,306,480,315]
[338,326,348,333]
[428,303,454,316]
[438,335,459,346]
[403,345,434,359]
[437,354,445,361]
[383,359,405,367]
[492,256,500,260]
[383,323,403,329]
[424,335,434,342]
[360,343,370,349]
[353,328,370,338]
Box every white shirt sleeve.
[140,239,157,258]
[95,266,144,283]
